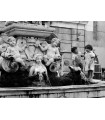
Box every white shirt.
[85,51,95,71]
[72,52,82,67]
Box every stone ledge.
[0,84,105,98]
[0,23,57,38]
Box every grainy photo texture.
[0,21,104,98]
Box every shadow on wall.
[94,47,105,68]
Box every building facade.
[50,21,91,74]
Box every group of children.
[71,45,95,82]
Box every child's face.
[74,48,78,54]
[85,49,90,53]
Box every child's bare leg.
[85,71,88,78]
[15,58,25,66]
[88,70,93,81]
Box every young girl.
[85,45,95,82]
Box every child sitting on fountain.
[71,47,84,70]
[39,38,61,66]
[1,36,25,66]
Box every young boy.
[85,45,95,82]
[71,47,84,70]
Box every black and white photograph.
[1,1,105,120]
[0,21,104,98]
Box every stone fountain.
[0,22,104,98]
[0,21,61,87]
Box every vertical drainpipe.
[93,21,98,41]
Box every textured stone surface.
[0,84,105,98]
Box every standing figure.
[85,45,95,82]
[39,38,61,66]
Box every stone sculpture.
[0,25,61,86]
[0,21,91,88]
[29,54,50,85]
[39,38,61,66]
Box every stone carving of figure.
[0,33,10,53]
[0,43,9,55]
[0,33,10,70]
[39,38,61,66]
[16,37,27,52]
[29,54,49,82]
[1,36,25,66]
[0,33,9,44]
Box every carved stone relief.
[0,22,61,87]
[0,33,61,75]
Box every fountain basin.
[0,83,105,98]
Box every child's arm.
[71,55,76,67]
[39,44,48,51]
[88,52,95,68]
[72,60,75,66]
[88,57,94,68]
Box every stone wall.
[85,21,105,68]
[51,21,86,74]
